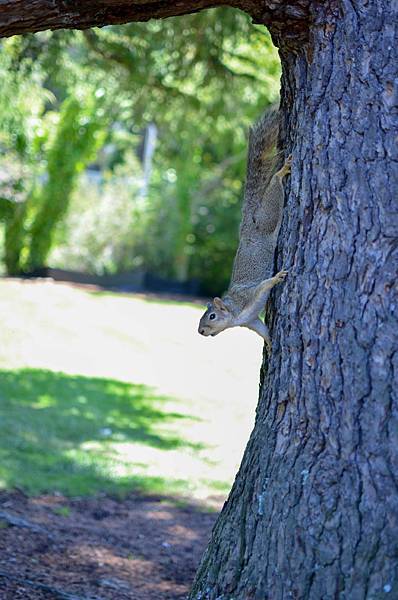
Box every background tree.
[0,45,48,275]
[1,1,397,599]
[0,39,108,274]
[27,96,105,271]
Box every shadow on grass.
[0,368,202,497]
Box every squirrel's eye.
[209,313,216,320]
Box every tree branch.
[82,30,202,107]
[0,0,233,38]
[0,0,310,49]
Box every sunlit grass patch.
[0,279,262,502]
[0,368,199,496]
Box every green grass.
[0,368,198,496]
[53,506,71,517]
[0,279,262,502]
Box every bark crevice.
[190,0,398,596]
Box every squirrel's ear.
[213,297,229,313]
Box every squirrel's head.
[198,298,232,337]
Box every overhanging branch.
[0,0,310,48]
[0,0,234,38]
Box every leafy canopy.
[0,8,280,291]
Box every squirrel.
[198,109,291,353]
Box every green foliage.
[79,9,280,124]
[74,10,280,290]
[0,40,50,274]
[52,505,71,517]
[50,165,144,275]
[0,8,281,290]
[0,38,108,274]
[27,96,105,271]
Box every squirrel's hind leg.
[246,318,272,354]
[248,270,288,352]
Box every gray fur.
[198,110,291,352]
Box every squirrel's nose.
[199,328,205,335]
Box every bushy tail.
[245,108,280,198]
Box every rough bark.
[0,0,309,43]
[190,1,398,598]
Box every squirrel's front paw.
[274,269,288,283]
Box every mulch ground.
[0,490,219,600]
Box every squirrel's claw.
[274,269,288,283]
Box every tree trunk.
[190,2,398,598]
[4,202,26,276]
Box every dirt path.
[0,490,219,599]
